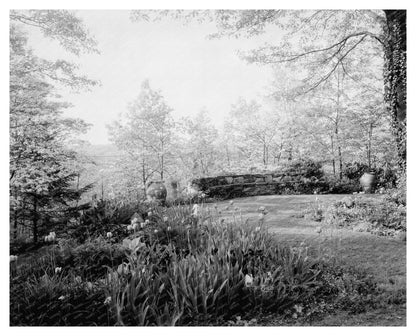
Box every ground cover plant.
[302,194,406,238]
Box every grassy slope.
[212,194,406,326]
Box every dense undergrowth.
[10,198,405,326]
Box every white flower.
[45,232,56,242]
[294,304,303,313]
[192,204,199,217]
[244,274,254,287]
[148,211,153,217]
[86,282,93,290]
[104,296,112,305]
[58,295,66,301]
[74,276,82,284]
[255,226,261,232]
[127,224,133,231]
[154,229,158,234]
[10,255,18,262]
[106,232,113,239]
[167,226,171,231]
[117,263,130,274]
[163,216,168,222]
[55,267,62,274]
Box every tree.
[10,11,98,243]
[210,9,406,172]
[227,98,281,168]
[134,10,406,172]
[178,109,219,178]
[107,80,175,197]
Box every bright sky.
[24,10,276,145]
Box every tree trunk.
[32,196,38,244]
[368,122,374,168]
[338,145,343,180]
[142,158,147,197]
[160,154,164,180]
[383,10,406,171]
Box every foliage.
[56,238,129,281]
[284,159,325,179]
[10,12,98,243]
[10,199,404,326]
[324,196,406,236]
[343,161,397,189]
[67,199,147,243]
[107,80,176,195]
[10,273,112,326]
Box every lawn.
[212,194,406,326]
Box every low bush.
[67,199,148,243]
[324,196,406,236]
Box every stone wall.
[191,170,328,200]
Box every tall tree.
[178,109,219,178]
[107,80,175,197]
[10,11,98,243]
[134,10,406,171]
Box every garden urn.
[359,172,376,193]
[146,181,167,204]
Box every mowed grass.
[210,194,406,326]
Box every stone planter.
[146,181,167,204]
[359,172,376,193]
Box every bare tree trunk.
[142,158,147,197]
[160,154,164,180]
[32,196,38,244]
[330,135,336,177]
[338,145,343,180]
[368,122,374,169]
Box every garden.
[10,180,406,325]
[9,9,407,327]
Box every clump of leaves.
[324,196,406,236]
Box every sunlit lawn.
[211,194,406,326]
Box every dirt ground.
[210,194,406,326]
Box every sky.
[23,10,277,145]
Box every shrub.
[56,237,130,281]
[342,162,398,190]
[324,196,406,236]
[67,199,147,243]
[326,177,360,194]
[284,159,325,180]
